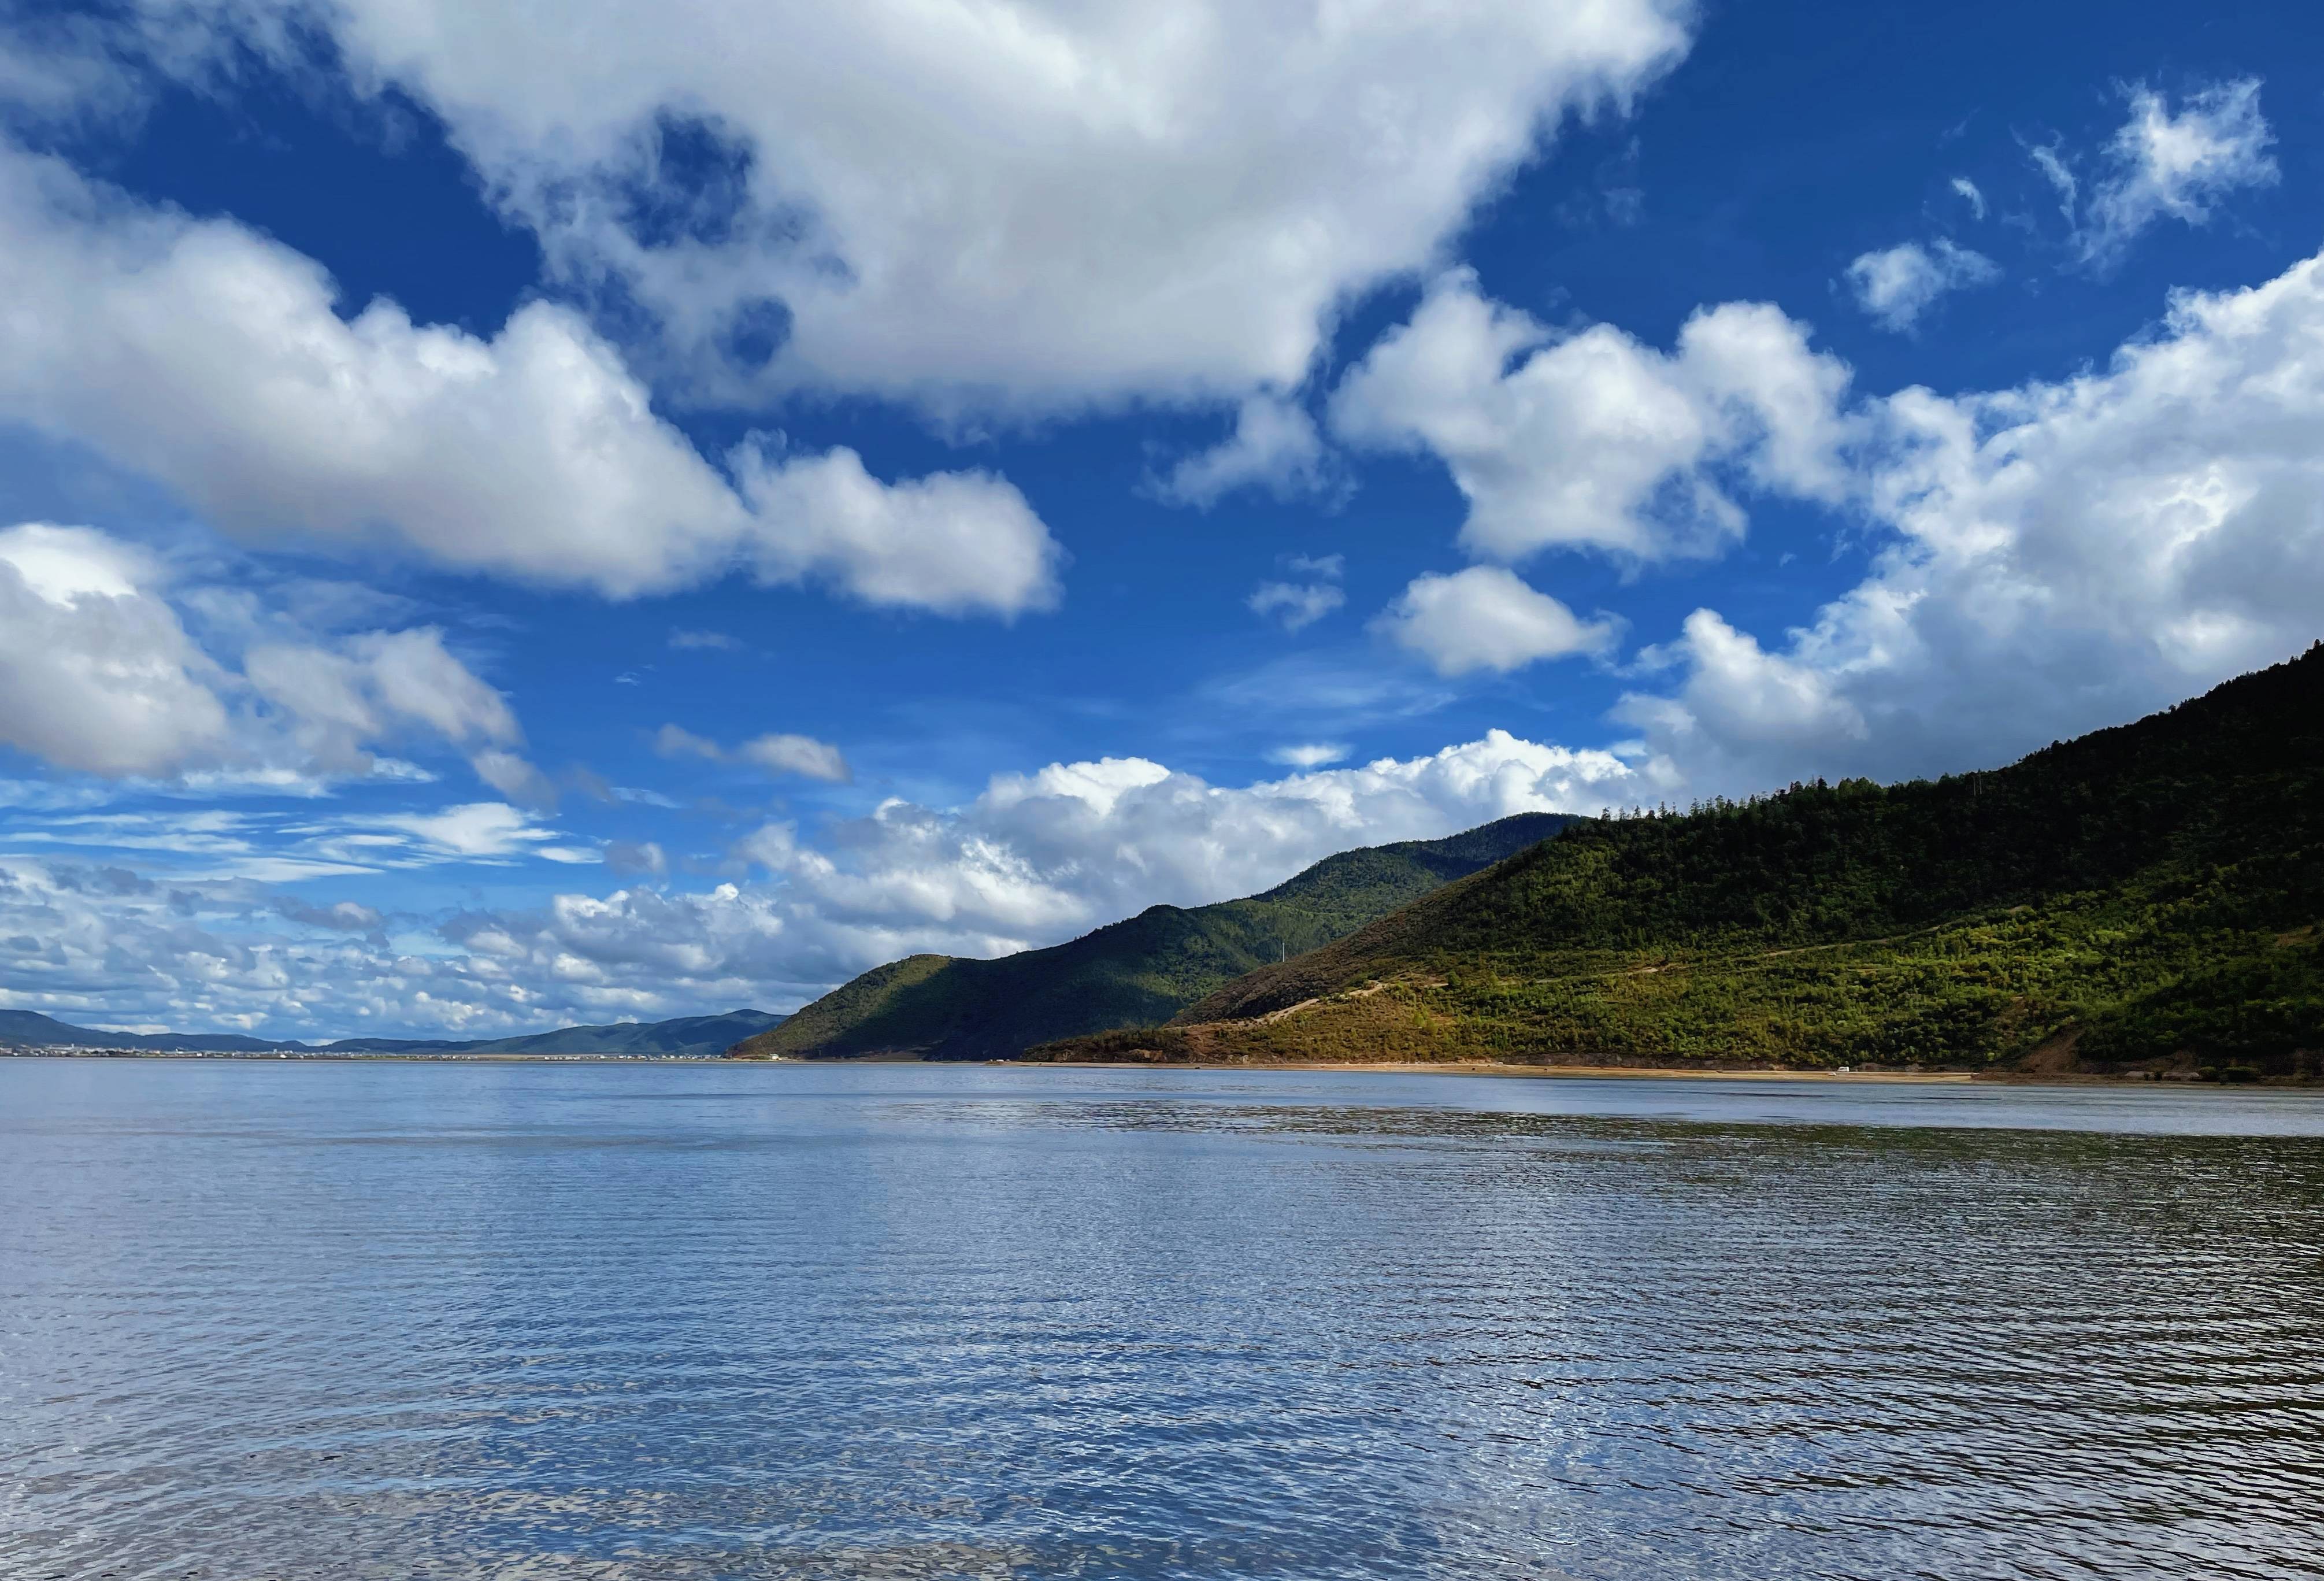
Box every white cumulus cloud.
[731,443,1059,617]
[1331,270,1852,565]
[1323,236,2324,793]
[1375,567,1619,676]
[101,0,1696,412]
[0,523,541,791]
[0,523,231,776]
[1622,243,2324,792]
[725,729,1645,973]
[0,142,1061,616]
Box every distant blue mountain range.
[0,1008,783,1058]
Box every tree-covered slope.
[1032,646,2324,1077]
[725,813,1572,1061]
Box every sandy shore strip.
[1011,1059,1978,1083]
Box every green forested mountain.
[724,813,1571,1061]
[1033,646,2324,1078]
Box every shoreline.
[1009,1058,2322,1087]
[1010,1058,1978,1083]
[9,1049,2315,1087]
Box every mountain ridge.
[0,1008,783,1057]
[726,813,1575,1061]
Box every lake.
[3,1060,2321,1579]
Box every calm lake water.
[4,1061,2322,1580]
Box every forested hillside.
[1033,646,2324,1078]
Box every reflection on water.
[3,1061,2321,1579]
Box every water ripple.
[2,1060,2321,1579]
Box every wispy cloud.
[2078,79,2276,266]
[1248,581,1346,632]
[2028,80,2277,270]
[1247,552,1348,632]
[654,723,851,782]
[1151,392,1344,510]
[1267,742,1351,769]
[1845,239,2001,332]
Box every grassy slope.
[726,813,1572,1061]
[1032,646,2324,1076]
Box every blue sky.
[2,0,2321,1038]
